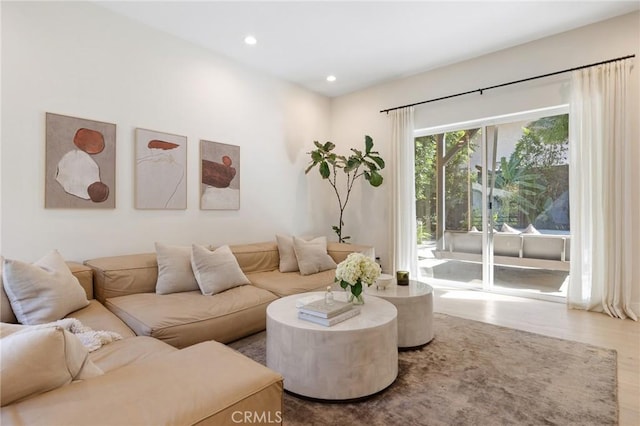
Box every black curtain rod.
[380,54,636,114]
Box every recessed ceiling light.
[326,75,337,82]
[244,35,257,46]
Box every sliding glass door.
[415,107,570,301]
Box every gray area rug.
[228,313,617,426]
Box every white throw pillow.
[276,234,300,272]
[523,224,542,234]
[292,236,337,276]
[2,250,89,325]
[500,223,521,234]
[155,243,200,294]
[276,234,314,272]
[190,244,251,296]
[0,326,103,406]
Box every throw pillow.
[276,234,313,272]
[0,256,18,324]
[154,243,199,294]
[500,223,520,234]
[523,224,542,234]
[2,250,89,325]
[1,326,103,406]
[276,234,299,272]
[190,244,251,296]
[292,236,337,276]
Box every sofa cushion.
[292,236,336,276]
[105,286,278,348]
[85,253,158,303]
[247,269,336,297]
[191,244,250,296]
[67,300,136,339]
[1,326,102,406]
[89,336,176,373]
[155,243,199,295]
[227,242,280,273]
[2,250,89,325]
[0,322,25,338]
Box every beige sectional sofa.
[84,241,371,348]
[1,240,371,425]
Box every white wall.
[1,1,331,261]
[329,12,640,309]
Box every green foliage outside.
[415,114,569,241]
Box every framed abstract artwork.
[135,128,187,209]
[200,140,240,210]
[45,113,116,208]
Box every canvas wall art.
[200,140,240,210]
[135,128,187,209]
[45,113,116,208]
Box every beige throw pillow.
[1,326,103,406]
[155,243,200,294]
[0,256,18,324]
[190,244,251,296]
[276,234,300,272]
[276,234,313,272]
[2,250,89,325]
[292,236,337,276]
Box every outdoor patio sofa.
[434,230,570,271]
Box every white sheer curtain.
[390,107,417,279]
[568,59,637,320]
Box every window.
[415,107,570,301]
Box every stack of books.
[297,299,360,327]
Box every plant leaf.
[344,158,360,172]
[365,135,373,154]
[368,170,383,187]
[311,151,323,162]
[352,281,362,297]
[313,141,324,149]
[369,155,385,169]
[323,141,336,151]
[319,161,330,179]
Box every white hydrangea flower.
[335,252,381,286]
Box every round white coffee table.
[266,291,398,401]
[366,280,434,349]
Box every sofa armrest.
[1,341,283,426]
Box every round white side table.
[266,291,397,401]
[366,280,434,349]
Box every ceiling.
[96,1,639,97]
